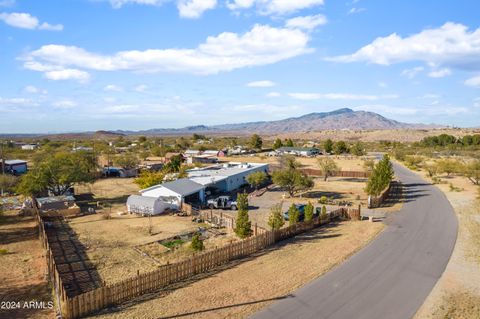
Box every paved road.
[251,163,458,319]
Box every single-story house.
[186,154,218,165]
[126,195,173,215]
[21,144,38,150]
[188,162,269,193]
[1,159,28,175]
[140,178,206,208]
[276,147,321,157]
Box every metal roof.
[36,195,75,205]
[276,147,320,152]
[4,160,27,165]
[141,178,205,196]
[127,195,158,207]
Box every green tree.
[285,138,294,147]
[365,154,394,196]
[273,138,283,150]
[334,141,349,155]
[272,168,314,197]
[278,155,299,170]
[350,142,365,156]
[436,159,462,176]
[250,134,263,150]
[114,153,139,169]
[138,136,147,143]
[0,175,18,195]
[134,170,166,189]
[363,159,375,172]
[317,157,339,181]
[463,160,480,185]
[16,152,95,196]
[246,171,268,190]
[304,201,314,222]
[267,203,285,230]
[320,205,328,220]
[165,155,183,173]
[324,139,333,154]
[288,203,299,226]
[234,193,252,238]
[190,233,204,251]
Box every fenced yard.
[37,203,354,319]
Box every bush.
[288,203,300,226]
[234,193,252,238]
[319,196,328,204]
[268,203,285,230]
[304,202,314,222]
[320,205,328,221]
[0,248,8,255]
[190,233,204,251]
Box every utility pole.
[1,142,5,196]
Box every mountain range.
[115,108,439,136]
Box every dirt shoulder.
[0,211,55,319]
[89,220,384,319]
[397,164,480,319]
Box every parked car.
[207,196,238,210]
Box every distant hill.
[117,108,439,135]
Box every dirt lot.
[68,213,210,284]
[403,166,480,319]
[75,178,140,200]
[0,210,55,319]
[90,220,384,319]
[221,155,367,171]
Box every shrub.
[288,203,300,226]
[304,202,314,222]
[319,196,328,204]
[268,203,285,230]
[0,248,8,255]
[234,193,252,238]
[190,233,204,251]
[320,205,328,221]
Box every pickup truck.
[207,196,238,210]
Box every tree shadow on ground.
[302,191,344,200]
[0,215,37,245]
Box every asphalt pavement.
[251,163,458,319]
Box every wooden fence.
[300,169,371,179]
[38,204,348,319]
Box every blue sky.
[1,0,479,133]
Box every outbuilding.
[1,159,28,175]
[126,195,172,215]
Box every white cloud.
[0,0,15,7]
[227,0,325,15]
[134,84,148,92]
[246,80,276,87]
[288,92,398,101]
[285,14,327,31]
[348,7,366,15]
[378,81,388,88]
[353,105,419,116]
[53,100,77,109]
[327,22,480,71]
[104,84,123,92]
[24,24,312,76]
[428,68,451,78]
[266,91,281,97]
[0,97,33,106]
[177,0,216,18]
[474,98,480,108]
[23,85,47,94]
[44,69,90,82]
[38,22,64,31]
[465,75,480,88]
[401,66,424,79]
[109,0,166,9]
[0,12,63,31]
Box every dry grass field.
[0,210,54,319]
[68,213,207,284]
[89,220,384,319]
[402,165,480,319]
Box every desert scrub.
[0,248,8,255]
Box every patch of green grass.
[162,239,185,249]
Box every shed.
[36,195,76,211]
[2,159,28,175]
[126,195,171,215]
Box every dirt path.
[89,220,383,319]
[0,211,55,319]
[413,171,480,319]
